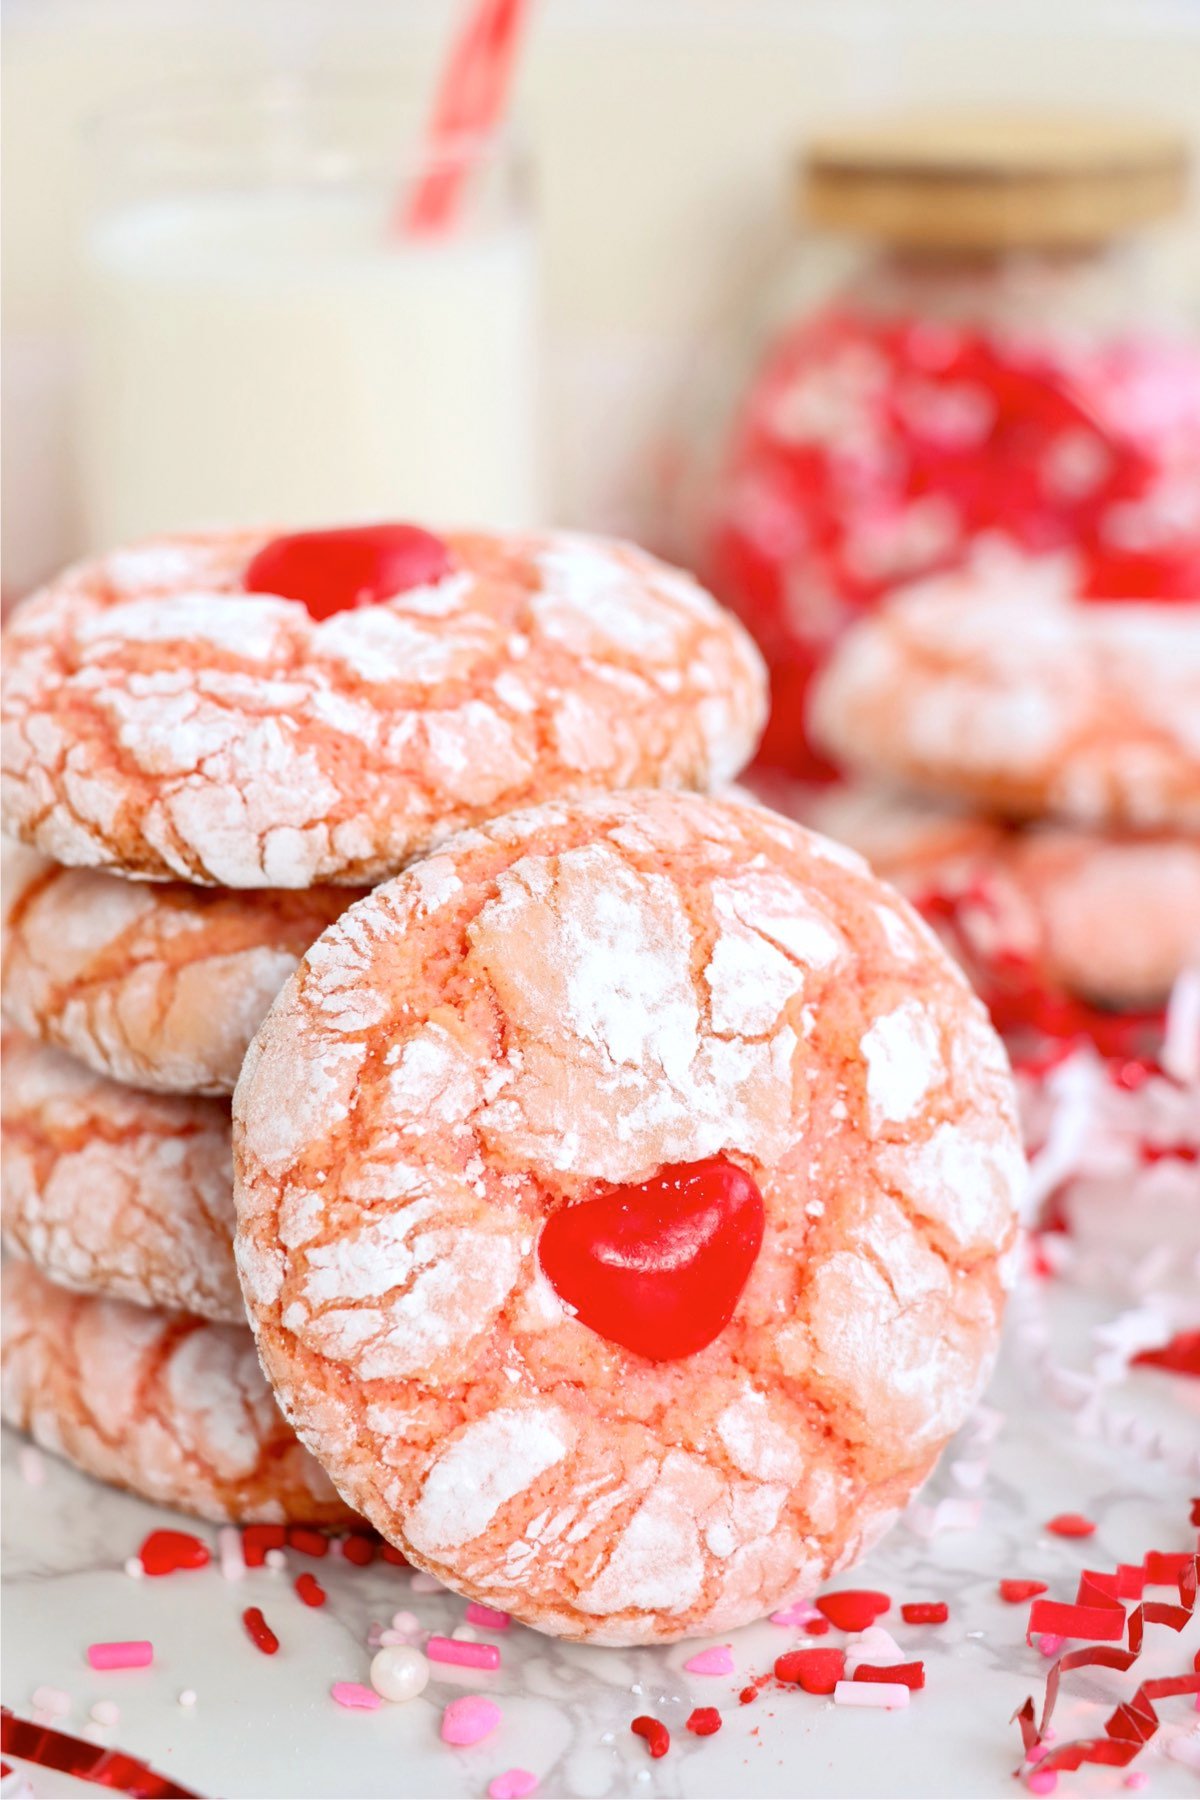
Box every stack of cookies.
[803,560,1200,1274]
[1,522,767,1526]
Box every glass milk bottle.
[77,76,542,546]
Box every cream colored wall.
[5,0,1200,583]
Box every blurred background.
[5,0,1200,594]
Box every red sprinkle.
[686,1707,722,1737]
[1001,1580,1050,1604]
[241,1524,286,1568]
[630,1716,670,1758]
[380,1544,410,1566]
[902,1602,948,1625]
[294,1572,326,1608]
[1133,1331,1200,1378]
[815,1589,892,1632]
[1047,1514,1096,1539]
[341,1535,375,1567]
[242,1607,279,1655]
[287,1527,330,1558]
[774,1648,845,1694]
[854,1662,925,1690]
[137,1529,210,1577]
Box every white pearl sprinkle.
[178,1689,197,1708]
[370,1645,430,1705]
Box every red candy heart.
[537,1157,764,1362]
[815,1589,892,1631]
[138,1529,211,1577]
[774,1648,846,1694]
[243,524,452,620]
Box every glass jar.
[77,74,542,548]
[693,112,1200,778]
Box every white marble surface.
[4,1328,1198,1800]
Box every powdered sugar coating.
[2,840,358,1093]
[1,1262,354,1525]
[2,1031,242,1322]
[809,579,1200,829]
[233,790,1023,1643]
[805,785,1200,1008]
[1,530,767,886]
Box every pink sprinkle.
[488,1773,537,1799]
[1027,1773,1057,1796]
[218,1526,245,1583]
[31,1686,69,1718]
[1124,1775,1149,1790]
[1027,1742,1049,1763]
[123,1557,144,1580]
[331,1682,382,1712]
[428,1636,501,1671]
[367,1623,386,1649]
[89,1702,120,1728]
[391,1611,421,1634]
[1037,1634,1064,1658]
[441,1696,502,1746]
[410,1571,443,1593]
[683,1646,735,1676]
[466,1603,512,1632]
[833,1680,910,1710]
[769,1603,821,1628]
[87,1641,152,1672]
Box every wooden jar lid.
[803,110,1189,249]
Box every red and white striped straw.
[402,0,532,236]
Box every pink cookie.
[1,1031,242,1323]
[1,528,766,887]
[809,573,1200,829]
[2,839,359,1094]
[802,786,1200,1010]
[1,1262,354,1525]
[233,790,1023,1644]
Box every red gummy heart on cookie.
[244,523,452,620]
[538,1157,764,1361]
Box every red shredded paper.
[1013,1519,1200,1777]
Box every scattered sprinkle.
[686,1707,722,1736]
[241,1525,285,1569]
[768,1603,822,1628]
[683,1645,734,1676]
[295,1572,326,1608]
[442,1696,502,1746]
[137,1530,210,1578]
[391,1611,421,1635]
[287,1527,329,1558]
[265,1548,287,1572]
[1001,1580,1049,1604]
[834,1680,910,1709]
[854,1662,925,1690]
[371,1645,430,1703]
[178,1690,197,1708]
[902,1602,948,1625]
[380,1544,409,1567]
[630,1716,670,1759]
[774,1648,845,1694]
[1027,1773,1058,1795]
[18,1445,45,1486]
[816,1590,892,1631]
[341,1534,376,1567]
[30,1687,69,1718]
[89,1702,120,1728]
[87,1642,152,1672]
[1046,1514,1096,1539]
[427,1636,501,1672]
[487,1772,538,1799]
[1037,1635,1065,1658]
[410,1571,444,1593]
[123,1558,144,1580]
[242,1608,279,1656]
[218,1527,246,1583]
[332,1682,382,1712]
[466,1603,512,1631]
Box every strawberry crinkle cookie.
[0,525,767,888]
[1,1031,241,1323]
[1,1262,353,1525]
[2,838,359,1094]
[233,789,1024,1644]
[809,572,1200,829]
[803,786,1200,1011]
